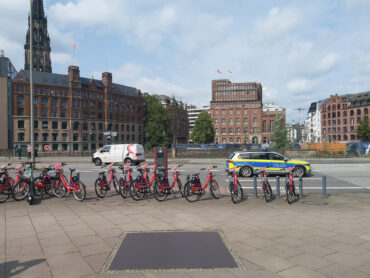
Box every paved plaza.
[1,188,370,278]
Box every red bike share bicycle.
[228,167,243,204]
[183,166,220,202]
[129,164,158,201]
[0,164,15,203]
[52,163,86,201]
[94,164,120,198]
[118,163,134,198]
[285,167,299,204]
[153,164,184,201]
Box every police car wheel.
[293,166,305,177]
[240,166,253,177]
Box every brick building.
[157,95,189,144]
[210,79,285,144]
[12,66,144,153]
[321,92,370,142]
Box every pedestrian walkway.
[1,192,370,277]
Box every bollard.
[322,176,327,198]
[275,176,280,198]
[299,176,303,198]
[253,176,257,198]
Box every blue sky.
[1,0,370,122]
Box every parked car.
[92,144,145,166]
[226,151,311,177]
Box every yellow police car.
[226,151,312,177]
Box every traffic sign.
[43,145,49,151]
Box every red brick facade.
[210,79,285,144]
[12,66,144,152]
[321,93,370,142]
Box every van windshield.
[100,146,111,153]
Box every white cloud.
[51,52,73,67]
[253,7,302,40]
[286,77,315,94]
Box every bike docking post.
[275,176,280,198]
[322,176,327,198]
[253,176,257,198]
[299,176,303,198]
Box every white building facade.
[304,101,322,143]
[187,105,210,142]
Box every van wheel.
[94,158,102,166]
[124,158,132,165]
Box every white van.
[92,144,145,166]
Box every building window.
[244,127,248,133]
[73,133,78,141]
[132,134,135,141]
[42,109,48,117]
[62,122,67,129]
[42,121,48,129]
[83,143,88,150]
[17,96,24,105]
[73,144,79,151]
[98,113,103,119]
[253,118,257,124]
[344,134,348,140]
[350,118,354,124]
[51,99,57,107]
[350,110,354,116]
[52,110,57,117]
[52,121,58,129]
[18,133,25,141]
[61,110,66,118]
[18,120,24,129]
[34,120,38,128]
[126,134,130,141]
[52,133,58,141]
[215,128,218,134]
[72,122,79,130]
[62,133,67,141]
[83,134,88,141]
[99,134,103,141]
[83,122,88,130]
[52,144,58,151]
[263,120,266,132]
[351,134,356,140]
[132,125,135,132]
[74,110,79,118]
[229,118,233,124]
[62,144,68,150]
[42,98,48,106]
[237,128,241,134]
[34,133,39,141]
[222,128,226,134]
[91,112,95,119]
[90,123,95,130]
[42,133,48,141]
[215,119,218,124]
[18,108,24,116]
[229,128,233,134]
[344,119,347,124]
[99,123,103,131]
[90,134,96,141]
[350,126,354,133]
[34,97,38,105]
[61,99,67,108]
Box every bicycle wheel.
[129,180,144,201]
[230,180,243,204]
[0,185,10,203]
[112,176,120,194]
[286,184,294,204]
[119,177,129,198]
[12,181,30,201]
[95,178,107,198]
[72,180,86,201]
[33,178,44,197]
[176,179,184,197]
[210,179,220,199]
[184,181,200,202]
[153,181,167,202]
[263,181,273,202]
[51,176,67,198]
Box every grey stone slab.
[295,243,336,258]
[242,250,296,273]
[326,242,366,256]
[288,253,331,270]
[323,251,370,268]
[261,244,304,259]
[84,252,110,274]
[46,252,85,268]
[42,243,78,256]
[279,266,329,278]
[317,263,370,278]
[51,260,94,278]
[79,242,112,257]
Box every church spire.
[24,0,52,73]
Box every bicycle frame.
[56,168,80,193]
[157,165,182,191]
[190,167,215,192]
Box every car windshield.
[228,152,235,159]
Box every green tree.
[270,114,289,150]
[143,94,172,148]
[191,110,215,143]
[356,116,370,141]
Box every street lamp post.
[27,0,35,204]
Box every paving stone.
[323,251,370,268]
[79,242,112,257]
[288,253,331,270]
[261,243,304,259]
[326,242,366,255]
[295,243,336,258]
[242,250,296,273]
[278,266,329,278]
[317,263,370,278]
[42,242,78,256]
[51,260,94,278]
[84,252,109,273]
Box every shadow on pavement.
[2,258,46,277]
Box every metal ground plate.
[102,230,241,273]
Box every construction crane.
[293,108,305,143]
